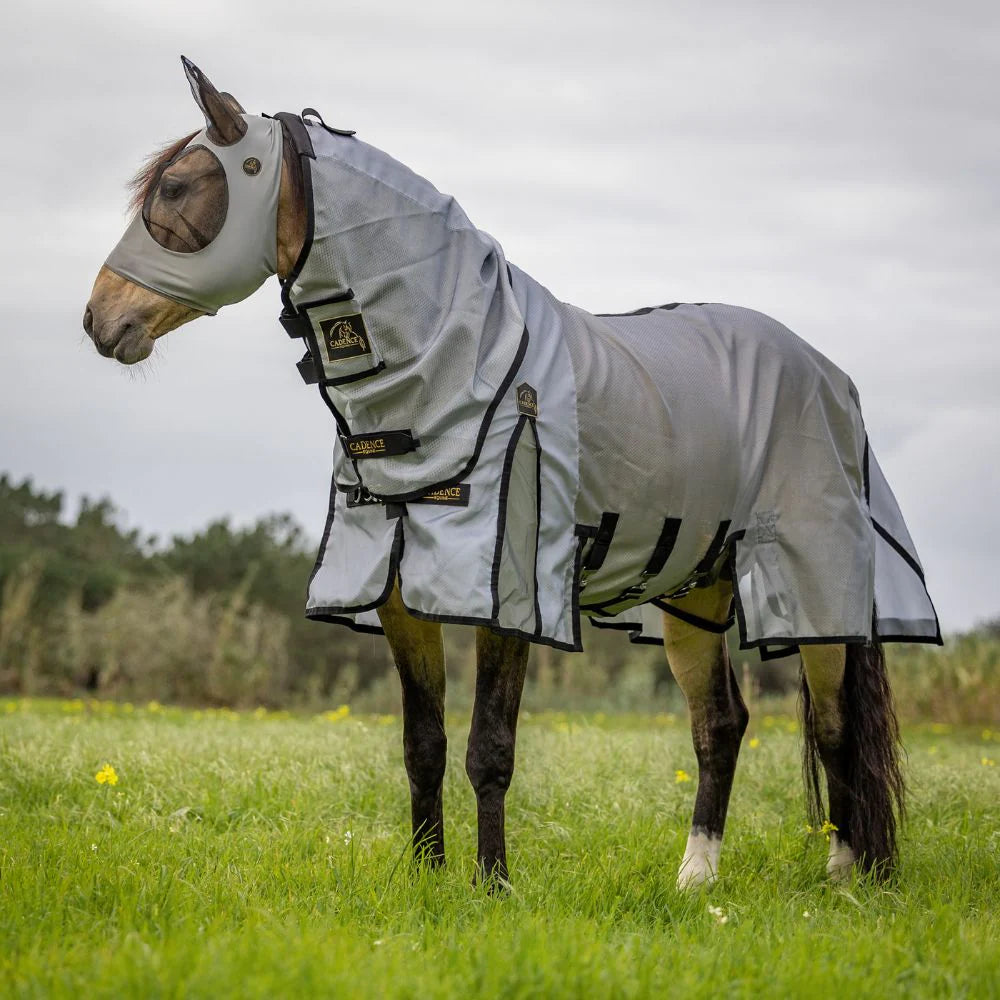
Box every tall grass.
[0,701,997,998]
[888,632,1000,725]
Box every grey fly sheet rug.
[109,110,942,657]
[277,113,939,656]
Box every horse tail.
[801,629,905,875]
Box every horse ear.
[180,56,248,146]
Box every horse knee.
[466,732,514,799]
[404,725,447,794]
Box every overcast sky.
[2,0,997,632]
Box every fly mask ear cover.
[104,115,284,315]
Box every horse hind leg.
[663,580,749,890]
[378,584,448,866]
[800,637,904,880]
[465,627,530,887]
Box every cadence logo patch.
[344,429,419,459]
[419,484,471,507]
[516,382,538,418]
[320,315,372,362]
[347,436,386,457]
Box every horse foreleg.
[662,580,748,890]
[466,627,530,886]
[378,584,447,866]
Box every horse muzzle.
[83,303,155,364]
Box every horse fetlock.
[826,833,856,881]
[677,830,722,891]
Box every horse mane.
[128,132,199,216]
[127,123,303,218]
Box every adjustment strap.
[301,107,356,137]
[347,482,470,508]
[281,309,313,340]
[344,430,420,460]
[296,352,318,384]
[583,512,620,572]
[659,600,734,634]
[644,517,682,577]
[693,520,732,577]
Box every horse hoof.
[676,864,718,891]
[473,861,511,894]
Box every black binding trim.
[490,414,530,625]
[872,518,925,582]
[596,303,683,317]
[277,116,315,317]
[307,518,405,619]
[305,473,340,594]
[758,644,800,661]
[863,436,871,505]
[530,419,543,637]
[877,632,944,645]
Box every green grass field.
[2,699,998,998]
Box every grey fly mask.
[104,114,283,314]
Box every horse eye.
[160,178,184,200]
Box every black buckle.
[296,352,319,384]
[346,485,382,508]
[280,308,311,340]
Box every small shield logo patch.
[242,157,262,176]
[516,382,538,418]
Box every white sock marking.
[677,831,722,890]
[826,832,856,881]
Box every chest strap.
[344,430,420,459]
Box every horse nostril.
[83,306,94,337]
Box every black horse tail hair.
[801,622,905,876]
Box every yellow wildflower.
[322,705,351,723]
[981,758,996,768]
[675,769,692,784]
[749,737,761,749]
[95,764,118,786]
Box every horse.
[85,58,939,889]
